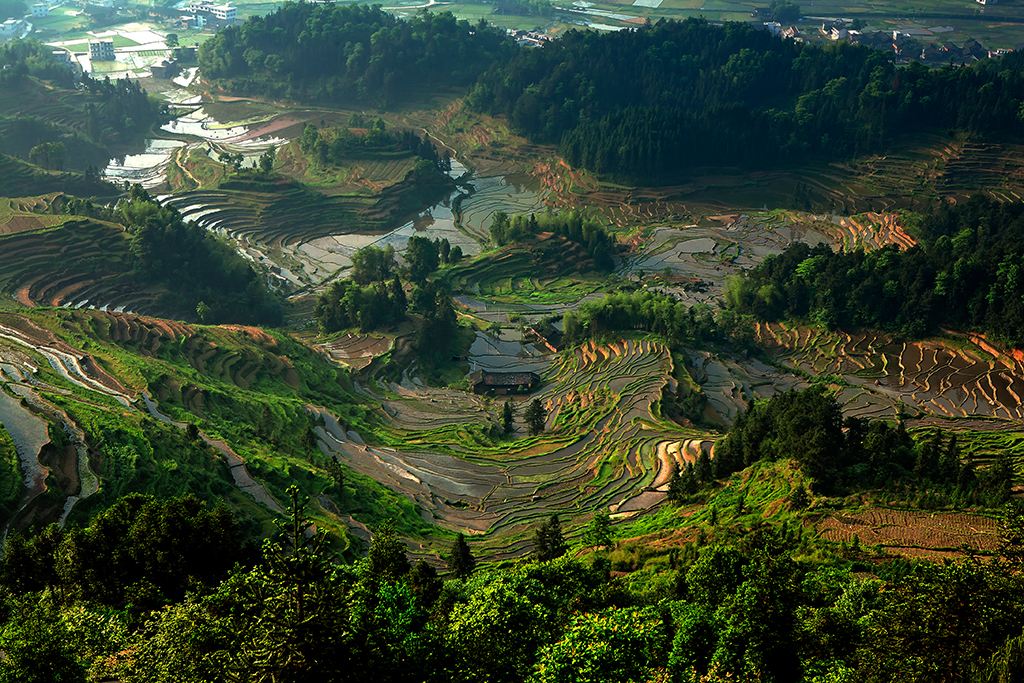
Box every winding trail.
[142,394,283,513]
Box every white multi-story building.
[89,39,115,61]
[0,18,25,40]
[187,1,236,23]
[209,3,236,21]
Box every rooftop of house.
[469,371,540,387]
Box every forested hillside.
[198,3,512,106]
[3,430,1024,681]
[116,186,283,324]
[727,196,1024,345]
[469,19,1024,182]
[0,40,166,171]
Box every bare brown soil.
[816,507,999,559]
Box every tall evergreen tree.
[582,510,612,549]
[695,451,713,484]
[534,514,568,561]
[447,533,476,578]
[502,400,515,435]
[368,522,410,581]
[525,399,546,436]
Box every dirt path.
[141,394,283,513]
[173,146,201,189]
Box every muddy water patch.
[0,388,49,498]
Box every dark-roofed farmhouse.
[468,370,540,395]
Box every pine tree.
[668,463,698,504]
[368,521,410,580]
[447,533,476,578]
[502,400,515,435]
[534,514,568,561]
[409,559,441,605]
[667,463,684,504]
[982,453,1014,504]
[388,276,407,317]
[695,450,713,484]
[525,399,546,435]
[787,484,810,510]
[326,455,345,495]
[938,434,960,483]
[582,510,612,549]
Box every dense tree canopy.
[117,186,283,324]
[712,387,1012,504]
[314,277,407,333]
[562,290,738,348]
[1,494,246,611]
[4,492,1024,682]
[0,40,79,86]
[299,119,451,173]
[198,3,512,107]
[727,196,1024,345]
[469,19,1024,181]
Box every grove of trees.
[488,210,616,271]
[710,386,1013,505]
[5,489,1024,681]
[314,238,463,334]
[562,289,750,349]
[117,186,283,324]
[469,19,1024,182]
[727,196,1024,345]
[0,40,166,170]
[298,120,451,174]
[197,3,513,107]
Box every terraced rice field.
[816,507,1000,560]
[0,196,83,234]
[0,155,115,198]
[0,220,181,316]
[935,141,1024,202]
[755,322,1024,425]
[74,311,302,397]
[0,80,97,138]
[627,209,916,307]
[466,328,552,374]
[316,337,714,557]
[686,349,806,426]
[162,165,453,289]
[318,333,393,371]
[456,172,546,243]
[446,234,605,305]
[540,135,1024,221]
[625,216,829,305]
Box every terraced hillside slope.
[0,219,178,316]
[0,306,416,547]
[0,44,165,172]
[161,135,456,290]
[443,232,608,306]
[756,322,1024,426]
[0,303,727,558]
[533,135,1024,222]
[0,155,117,198]
[316,337,714,558]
